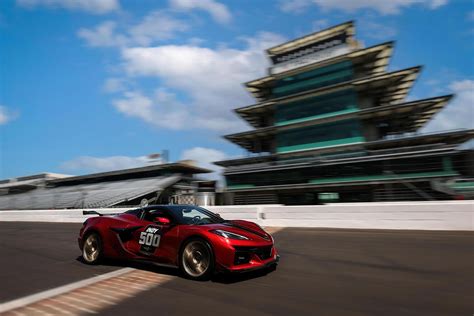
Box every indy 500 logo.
[139,226,161,253]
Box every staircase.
[373,182,452,201]
[432,178,474,199]
[234,192,278,205]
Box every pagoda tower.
[215,21,474,205]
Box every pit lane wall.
[0,201,472,231]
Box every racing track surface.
[0,222,119,302]
[0,222,472,315]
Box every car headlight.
[210,229,249,240]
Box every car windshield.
[166,205,225,225]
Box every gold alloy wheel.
[182,241,211,278]
[83,233,100,263]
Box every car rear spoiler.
[83,210,103,216]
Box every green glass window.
[276,119,365,153]
[225,156,457,188]
[275,89,358,126]
[272,60,353,98]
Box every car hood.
[205,220,271,241]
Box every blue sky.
[0,0,473,179]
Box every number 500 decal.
[139,227,161,247]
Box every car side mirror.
[155,217,171,225]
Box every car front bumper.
[232,254,280,273]
[219,253,280,274]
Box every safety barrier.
[0,201,472,230]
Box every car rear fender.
[84,221,122,259]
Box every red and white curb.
[0,268,174,315]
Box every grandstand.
[0,162,212,210]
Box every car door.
[126,208,180,265]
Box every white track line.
[0,268,134,314]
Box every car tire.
[179,238,214,281]
[82,232,103,265]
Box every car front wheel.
[180,238,214,281]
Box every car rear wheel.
[82,232,103,264]
[180,238,214,281]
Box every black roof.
[48,162,211,186]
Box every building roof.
[47,161,211,186]
[245,41,394,102]
[223,146,461,176]
[225,173,459,192]
[366,129,474,150]
[216,129,474,164]
[353,66,421,105]
[0,172,72,185]
[359,94,453,132]
[266,21,356,59]
[236,66,421,129]
[0,173,74,190]
[225,94,453,151]
[221,148,473,192]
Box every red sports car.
[78,205,279,280]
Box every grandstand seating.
[0,175,181,210]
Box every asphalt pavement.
[0,222,119,302]
[0,222,472,315]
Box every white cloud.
[361,20,397,40]
[78,11,189,47]
[312,19,329,31]
[280,0,448,15]
[468,11,474,21]
[180,147,228,181]
[170,0,231,24]
[280,0,314,13]
[429,0,448,9]
[60,155,150,173]
[423,79,474,132]
[103,77,127,93]
[116,31,285,132]
[129,10,190,46]
[0,106,16,125]
[16,0,120,14]
[77,21,127,47]
[112,89,191,130]
[187,37,206,46]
